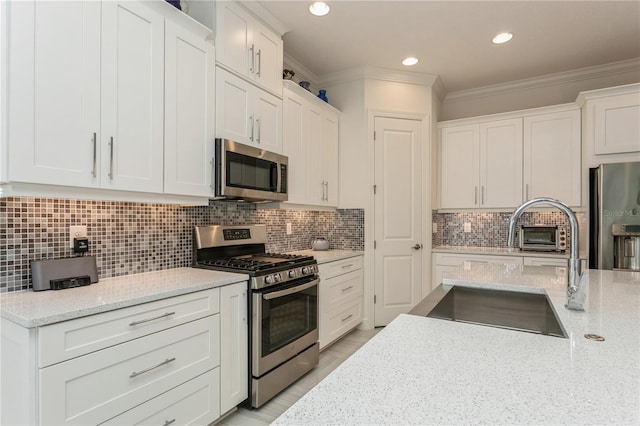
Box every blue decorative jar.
[317,89,328,103]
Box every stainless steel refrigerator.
[589,161,640,270]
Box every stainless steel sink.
[409,285,567,338]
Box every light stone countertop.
[273,264,640,425]
[433,245,570,259]
[290,249,363,264]
[0,267,249,328]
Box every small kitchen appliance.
[519,225,567,252]
[589,161,640,270]
[311,237,330,251]
[192,225,319,408]
[214,139,288,202]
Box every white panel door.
[101,1,164,193]
[594,93,640,155]
[216,68,253,144]
[215,1,253,79]
[164,21,215,197]
[255,89,282,153]
[440,124,479,208]
[220,282,248,414]
[374,117,423,326]
[322,113,339,206]
[7,1,100,187]
[305,105,323,204]
[479,118,523,208]
[523,109,581,206]
[253,20,283,95]
[282,89,306,204]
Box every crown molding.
[444,57,640,104]
[283,53,321,88]
[239,1,289,36]
[319,66,440,88]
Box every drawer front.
[39,316,220,425]
[523,257,568,267]
[101,368,220,426]
[39,288,220,367]
[320,299,363,350]
[322,269,363,308]
[435,253,522,267]
[319,256,363,280]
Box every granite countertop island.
[274,264,640,425]
[0,267,249,328]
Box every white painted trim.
[438,102,579,127]
[283,53,321,89]
[320,66,439,88]
[444,58,640,104]
[238,1,288,36]
[575,82,640,105]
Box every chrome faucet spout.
[507,197,584,311]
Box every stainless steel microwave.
[214,139,288,202]
[519,225,567,252]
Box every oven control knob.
[265,275,273,285]
[302,267,311,275]
[274,273,282,283]
[288,270,297,278]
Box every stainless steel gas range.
[193,224,319,408]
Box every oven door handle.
[262,278,320,300]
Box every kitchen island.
[273,264,640,425]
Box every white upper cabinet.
[216,67,282,153]
[101,1,165,193]
[523,109,581,206]
[7,1,101,188]
[282,81,340,207]
[440,118,522,209]
[577,83,640,167]
[439,105,580,210]
[164,19,216,197]
[215,1,283,97]
[4,0,215,201]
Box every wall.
[432,210,585,251]
[0,197,364,292]
[441,58,640,121]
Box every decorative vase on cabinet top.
[317,89,328,103]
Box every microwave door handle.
[263,278,320,300]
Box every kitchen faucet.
[507,197,585,311]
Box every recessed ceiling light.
[402,57,419,66]
[309,1,330,16]
[492,32,513,44]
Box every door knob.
[412,244,423,250]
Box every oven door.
[252,276,319,377]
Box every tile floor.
[218,327,382,425]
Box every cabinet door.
[216,68,253,144]
[440,125,480,208]
[305,105,324,204]
[479,118,523,208]
[282,89,307,204]
[322,113,340,206]
[164,21,216,197]
[101,1,164,193]
[220,282,248,414]
[523,110,581,206]
[594,93,640,155]
[7,1,101,187]
[253,20,283,96]
[215,1,253,79]
[255,89,282,153]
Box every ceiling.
[252,1,640,94]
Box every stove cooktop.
[196,253,315,274]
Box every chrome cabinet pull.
[341,285,354,292]
[249,44,254,73]
[109,136,114,179]
[341,263,354,269]
[249,115,254,141]
[256,117,261,144]
[163,420,176,426]
[256,49,262,76]
[325,181,329,201]
[129,311,175,326]
[91,132,97,177]
[129,357,176,378]
[341,314,353,322]
[481,185,485,205]
[474,186,478,205]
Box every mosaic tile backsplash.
[0,197,364,292]
[432,210,583,248]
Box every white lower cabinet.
[523,256,568,267]
[1,284,248,425]
[318,256,363,350]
